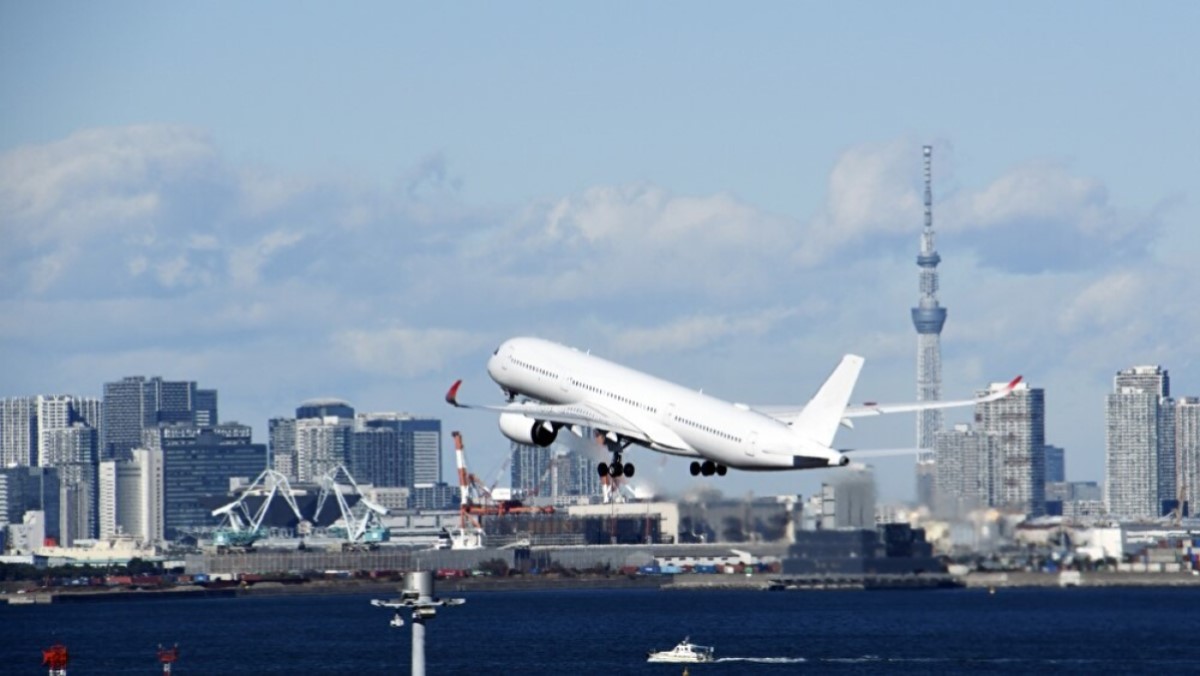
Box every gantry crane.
[314,465,390,548]
[211,468,305,549]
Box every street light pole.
[371,571,465,676]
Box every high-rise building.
[296,399,355,421]
[1045,480,1104,518]
[270,399,355,483]
[357,412,425,489]
[1106,365,1173,520]
[934,423,995,517]
[272,403,437,489]
[976,381,1045,516]
[408,418,443,486]
[35,395,74,464]
[153,423,266,539]
[193,389,218,427]
[507,436,607,502]
[558,448,603,499]
[295,416,353,483]
[0,466,61,543]
[511,441,552,495]
[351,426,404,487]
[41,422,99,543]
[911,146,947,506]
[821,465,877,529]
[268,416,298,479]
[1044,445,1066,483]
[0,397,37,467]
[1177,397,1200,517]
[99,448,164,543]
[21,396,103,543]
[102,377,217,460]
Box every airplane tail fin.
[792,355,864,447]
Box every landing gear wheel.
[597,462,609,477]
[610,462,624,478]
[701,460,716,476]
[716,465,727,476]
[623,463,635,478]
[689,462,701,476]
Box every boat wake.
[716,657,807,664]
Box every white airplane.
[446,336,1020,478]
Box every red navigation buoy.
[42,644,69,675]
[157,644,180,674]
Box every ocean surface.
[4,586,1200,674]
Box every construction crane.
[487,457,511,495]
[451,432,549,521]
[314,465,390,548]
[450,431,486,549]
[211,468,305,549]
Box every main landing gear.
[597,443,635,479]
[689,460,727,477]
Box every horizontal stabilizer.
[841,447,926,458]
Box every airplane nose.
[486,342,507,380]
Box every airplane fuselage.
[486,337,842,470]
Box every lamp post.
[372,571,465,676]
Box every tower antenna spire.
[913,145,947,507]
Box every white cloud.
[228,228,307,288]
[0,125,213,243]
[333,327,489,378]
[608,308,799,356]
[1059,271,1146,333]
[2,126,1195,503]
[943,161,1152,272]
[804,140,922,262]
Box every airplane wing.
[755,376,1023,424]
[445,380,692,452]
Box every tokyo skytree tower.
[912,146,947,457]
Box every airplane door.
[745,431,758,458]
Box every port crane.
[314,465,390,547]
[449,431,487,549]
[211,468,305,549]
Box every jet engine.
[498,412,558,447]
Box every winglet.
[445,380,463,407]
[979,375,1023,403]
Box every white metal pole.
[411,613,426,676]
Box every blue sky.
[2,2,1198,502]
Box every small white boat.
[646,637,715,663]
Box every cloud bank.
[2,126,1192,498]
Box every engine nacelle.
[498,412,558,447]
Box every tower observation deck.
[912,145,946,459]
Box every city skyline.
[3,4,1199,501]
[10,362,1200,492]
